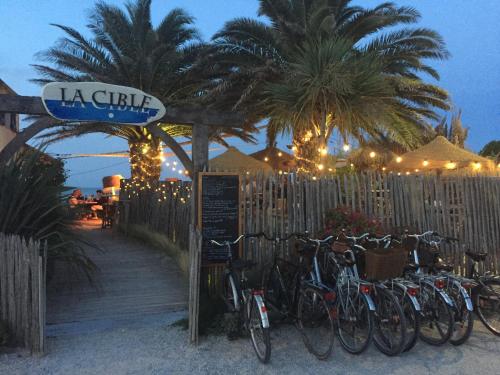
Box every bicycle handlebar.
[405,230,459,245]
[209,234,245,247]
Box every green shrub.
[0,149,97,283]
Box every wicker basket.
[364,247,407,281]
[416,244,440,267]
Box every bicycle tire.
[223,273,240,312]
[475,278,500,336]
[297,287,335,360]
[336,285,374,354]
[247,294,271,363]
[372,287,407,356]
[418,284,454,345]
[262,267,287,313]
[391,287,420,353]
[449,287,474,345]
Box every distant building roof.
[0,78,17,95]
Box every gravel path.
[2,311,500,375]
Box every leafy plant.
[0,149,97,283]
[323,206,382,236]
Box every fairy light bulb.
[472,162,481,170]
[423,160,429,167]
[264,157,269,162]
[317,164,324,171]
[445,161,456,170]
[369,151,376,158]
[396,156,402,163]
[343,144,351,152]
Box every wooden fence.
[0,233,46,353]
[119,180,191,251]
[119,174,500,276]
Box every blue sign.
[41,82,166,126]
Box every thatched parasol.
[387,136,495,172]
[209,147,273,174]
[250,146,296,171]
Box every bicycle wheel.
[392,287,420,352]
[223,273,240,312]
[336,284,374,354]
[372,287,407,356]
[418,284,454,345]
[247,294,271,363]
[297,287,335,360]
[475,279,500,336]
[448,287,474,345]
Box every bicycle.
[465,250,500,336]
[363,234,422,353]
[257,232,335,360]
[321,235,376,355]
[210,234,271,363]
[403,231,456,346]
[337,232,407,356]
[407,231,475,346]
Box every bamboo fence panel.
[0,233,46,354]
[119,174,500,275]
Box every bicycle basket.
[416,244,440,267]
[364,247,407,281]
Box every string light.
[317,164,324,171]
[423,160,429,167]
[472,162,481,170]
[343,144,351,152]
[264,157,269,162]
[415,169,419,172]
[396,156,403,163]
[382,167,387,171]
[278,152,283,157]
[369,151,376,158]
[445,161,456,170]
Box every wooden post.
[188,123,209,345]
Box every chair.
[102,203,116,229]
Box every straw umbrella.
[209,147,273,174]
[387,136,495,173]
[250,147,296,172]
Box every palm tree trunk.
[292,129,322,172]
[128,138,162,186]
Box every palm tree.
[33,0,256,183]
[433,110,469,147]
[200,0,450,170]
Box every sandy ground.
[1,310,500,375]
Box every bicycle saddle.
[465,251,487,262]
[232,259,257,270]
[434,262,454,272]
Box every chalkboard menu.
[198,173,241,264]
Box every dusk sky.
[1,0,499,187]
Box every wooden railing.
[119,174,500,275]
[0,233,46,353]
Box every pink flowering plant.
[323,206,382,236]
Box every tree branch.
[146,123,194,174]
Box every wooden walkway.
[46,221,188,328]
